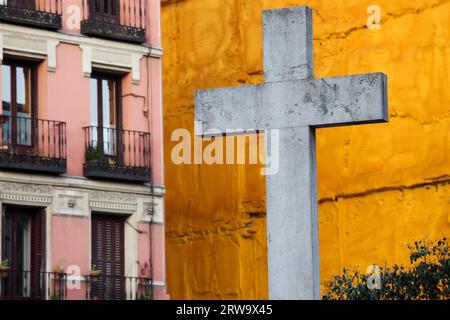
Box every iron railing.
[0,115,67,174]
[0,270,67,300]
[86,274,153,300]
[81,0,147,43]
[0,269,153,300]
[0,0,62,30]
[83,126,151,182]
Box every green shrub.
[85,146,102,162]
[322,237,450,300]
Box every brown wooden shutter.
[8,0,36,10]
[91,214,124,300]
[1,206,5,259]
[30,209,46,300]
[110,0,118,16]
[89,0,101,19]
[89,0,120,24]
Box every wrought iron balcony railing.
[0,270,153,300]
[86,275,153,300]
[0,0,62,30]
[0,115,67,174]
[83,126,151,183]
[0,270,67,300]
[81,0,147,44]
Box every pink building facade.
[0,0,167,300]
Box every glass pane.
[2,213,12,263]
[2,65,11,145]
[1,212,31,298]
[102,79,116,155]
[102,79,116,129]
[90,78,98,127]
[16,66,32,146]
[1,212,12,298]
[16,66,31,117]
[2,65,11,114]
[14,214,31,298]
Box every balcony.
[80,0,147,44]
[83,126,151,183]
[0,0,62,30]
[0,270,153,300]
[86,275,153,300]
[0,270,67,300]
[0,115,67,174]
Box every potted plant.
[137,261,152,286]
[51,292,61,300]
[139,291,153,301]
[0,114,8,125]
[108,158,117,167]
[85,146,102,163]
[53,259,66,283]
[53,259,66,274]
[0,259,10,278]
[90,265,101,283]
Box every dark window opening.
[90,213,125,300]
[1,206,46,300]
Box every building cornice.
[0,172,165,224]
[0,22,163,83]
[0,171,165,197]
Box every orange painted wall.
[162,0,450,299]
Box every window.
[1,206,46,300]
[1,60,36,148]
[89,73,122,156]
[91,214,125,300]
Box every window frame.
[90,71,123,160]
[1,59,38,149]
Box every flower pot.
[139,277,151,286]
[0,266,10,278]
[0,115,7,125]
[90,272,100,283]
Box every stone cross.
[194,6,388,300]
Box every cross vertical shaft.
[266,126,320,299]
[263,6,320,299]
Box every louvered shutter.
[91,214,124,300]
[7,0,36,10]
[107,0,120,24]
[89,0,101,20]
[89,0,120,24]
[110,0,118,16]
[30,209,45,300]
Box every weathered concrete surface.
[262,7,314,81]
[195,6,388,300]
[265,126,320,299]
[162,0,450,299]
[196,73,388,133]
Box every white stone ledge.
[0,23,163,83]
[0,172,165,223]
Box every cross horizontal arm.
[195,84,262,136]
[308,72,388,127]
[261,72,388,129]
[196,73,387,135]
